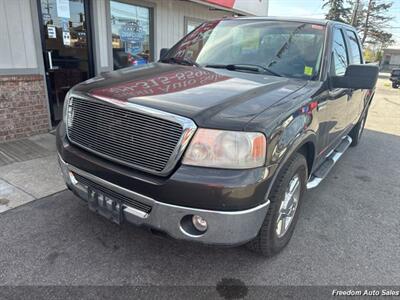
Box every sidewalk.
[0,133,65,213]
[378,71,391,79]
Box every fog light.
[192,215,208,232]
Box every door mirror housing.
[330,64,379,89]
[160,48,170,60]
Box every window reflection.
[110,0,152,70]
[332,29,348,76]
[346,31,362,64]
[41,0,87,51]
[185,17,204,34]
[164,21,325,80]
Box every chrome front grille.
[66,97,196,175]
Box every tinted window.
[331,28,348,76]
[163,20,326,80]
[346,30,362,64]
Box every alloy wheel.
[276,174,301,238]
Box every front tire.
[392,82,398,89]
[247,152,307,257]
[349,109,368,147]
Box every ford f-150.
[57,17,379,256]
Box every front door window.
[39,0,92,124]
[110,1,153,70]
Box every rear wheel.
[392,82,398,89]
[247,152,307,257]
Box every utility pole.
[351,0,361,26]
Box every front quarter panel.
[246,82,324,195]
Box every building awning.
[189,0,268,16]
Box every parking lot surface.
[0,79,399,288]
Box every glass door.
[38,0,93,125]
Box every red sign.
[199,0,268,16]
[90,69,229,102]
[202,0,236,8]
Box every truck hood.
[72,63,308,130]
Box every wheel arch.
[297,141,316,178]
[265,132,317,200]
[277,132,317,177]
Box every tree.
[375,50,383,63]
[322,0,351,23]
[322,0,395,48]
[363,47,376,62]
[349,0,363,26]
[359,0,394,47]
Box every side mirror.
[331,64,379,89]
[159,48,170,60]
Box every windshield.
[162,20,326,80]
[392,70,400,76]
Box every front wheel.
[349,110,368,147]
[247,152,307,257]
[392,82,398,89]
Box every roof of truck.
[226,16,358,31]
[236,16,328,25]
[231,16,358,28]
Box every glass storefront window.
[184,17,204,34]
[110,0,152,70]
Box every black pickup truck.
[390,68,400,88]
[57,17,378,256]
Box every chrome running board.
[307,135,352,189]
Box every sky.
[268,0,400,48]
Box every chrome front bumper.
[58,154,270,246]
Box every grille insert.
[73,173,152,214]
[67,98,184,173]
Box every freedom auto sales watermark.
[332,289,400,297]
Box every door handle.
[47,51,54,70]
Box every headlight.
[62,91,71,122]
[182,129,266,169]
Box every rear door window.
[346,30,363,64]
[331,28,348,76]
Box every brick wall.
[0,75,50,142]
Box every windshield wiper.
[205,64,282,77]
[160,57,200,67]
[267,23,307,68]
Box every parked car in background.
[389,68,400,88]
[57,17,378,257]
[113,48,149,70]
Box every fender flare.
[265,130,317,200]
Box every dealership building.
[0,0,268,142]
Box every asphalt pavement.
[0,79,399,292]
